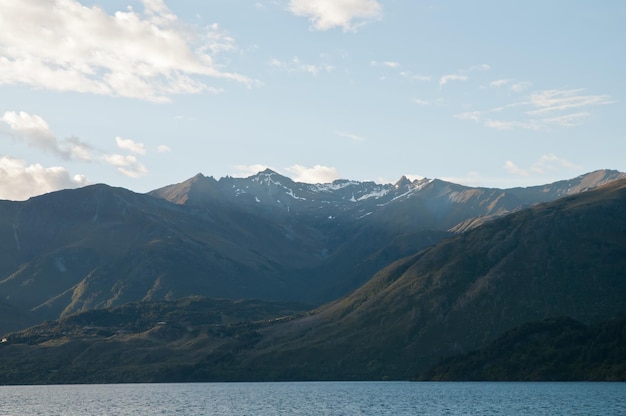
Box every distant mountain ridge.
[150,169,626,229]
[0,169,624,333]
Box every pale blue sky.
[0,0,624,200]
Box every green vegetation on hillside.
[416,316,626,381]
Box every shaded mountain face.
[150,169,626,231]
[0,169,624,330]
[1,178,625,383]
[416,316,626,381]
[238,177,626,380]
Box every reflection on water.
[1,381,624,415]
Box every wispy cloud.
[469,64,491,72]
[1,111,93,161]
[232,164,273,178]
[456,88,613,131]
[489,79,511,88]
[335,130,365,142]
[527,89,613,116]
[0,0,255,102]
[400,71,432,82]
[413,99,430,106]
[285,164,340,183]
[0,156,88,201]
[440,171,484,187]
[1,110,152,178]
[115,136,146,155]
[504,154,581,177]
[289,0,382,32]
[488,79,532,93]
[511,81,532,93]
[370,62,431,82]
[101,153,148,178]
[439,74,468,86]
[157,144,172,153]
[439,64,489,87]
[370,60,400,68]
[232,163,340,183]
[269,56,333,75]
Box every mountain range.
[0,169,625,383]
[1,168,623,332]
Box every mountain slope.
[152,169,626,229]
[241,177,626,379]
[416,316,626,381]
[0,170,624,331]
[2,177,624,383]
[0,184,326,327]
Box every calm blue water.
[0,382,624,415]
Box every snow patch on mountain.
[309,180,362,193]
[357,188,390,201]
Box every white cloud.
[413,99,430,106]
[440,171,483,187]
[157,144,172,153]
[0,0,254,102]
[0,156,88,200]
[285,164,340,183]
[335,130,365,142]
[469,64,490,72]
[370,63,431,83]
[370,60,400,68]
[483,119,541,131]
[269,57,333,75]
[504,154,580,177]
[457,88,613,131]
[503,160,530,176]
[439,74,468,86]
[489,79,531,92]
[115,136,146,155]
[437,64,487,88]
[289,0,382,32]
[527,89,613,116]
[489,79,510,88]
[202,23,237,54]
[530,154,580,173]
[1,110,51,133]
[511,81,532,93]
[65,136,93,161]
[540,112,591,128]
[101,153,148,178]
[232,164,273,178]
[1,111,57,151]
[405,174,425,182]
[400,71,432,82]
[1,111,93,160]
[455,111,481,122]
[1,111,153,180]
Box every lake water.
[0,381,624,415]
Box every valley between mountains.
[0,169,625,383]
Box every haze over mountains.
[0,170,625,383]
[1,169,623,331]
[0,169,625,383]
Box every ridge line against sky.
[0,0,624,200]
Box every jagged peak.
[248,169,297,187]
[187,172,217,184]
[190,172,206,180]
[394,176,411,189]
[258,168,279,176]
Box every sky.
[0,0,625,200]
